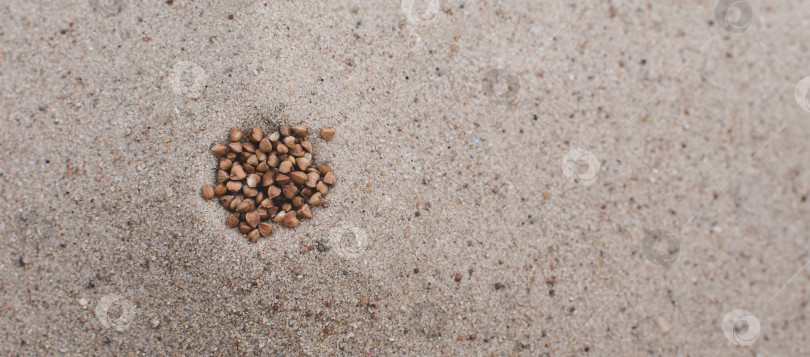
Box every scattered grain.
[323,171,337,185]
[211,143,228,157]
[291,171,308,185]
[201,184,214,199]
[207,124,335,242]
[282,212,299,227]
[229,128,244,142]
[320,127,336,140]
[258,222,273,236]
[249,127,263,142]
[292,124,308,137]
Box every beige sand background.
[2,0,809,355]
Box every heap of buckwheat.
[201,124,337,242]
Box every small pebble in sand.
[454,273,462,282]
[151,317,160,328]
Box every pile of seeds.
[201,124,337,242]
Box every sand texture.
[1,0,809,355]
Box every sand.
[2,0,809,355]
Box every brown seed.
[261,172,275,187]
[229,128,244,142]
[306,172,319,188]
[317,165,331,175]
[297,204,312,219]
[282,212,299,227]
[242,164,255,174]
[259,198,273,208]
[316,181,329,195]
[217,170,229,184]
[255,150,267,162]
[256,207,268,219]
[291,171,308,185]
[259,138,273,152]
[295,157,310,171]
[236,199,255,213]
[292,124,308,137]
[228,142,243,153]
[289,144,305,157]
[278,161,293,173]
[292,196,304,208]
[243,198,256,213]
[230,195,244,210]
[267,186,282,199]
[320,127,336,140]
[231,197,252,211]
[201,184,214,199]
[282,184,298,199]
[256,162,269,173]
[272,211,286,223]
[245,211,261,228]
[225,152,238,161]
[279,125,292,137]
[239,151,252,161]
[309,192,323,206]
[323,171,337,185]
[214,183,227,196]
[211,143,228,157]
[238,221,251,234]
[220,195,235,207]
[249,127,263,142]
[255,191,265,203]
[276,143,289,154]
[242,186,258,197]
[226,180,243,192]
[301,187,314,198]
[267,154,279,168]
[258,222,273,236]
[281,202,292,212]
[242,141,256,154]
[246,173,261,188]
[226,214,240,228]
[246,155,259,167]
[275,174,291,185]
[247,229,260,243]
[267,206,279,219]
[230,165,246,181]
[283,136,296,148]
[219,158,233,171]
[301,140,312,153]
[268,131,281,142]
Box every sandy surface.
[2,0,809,355]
